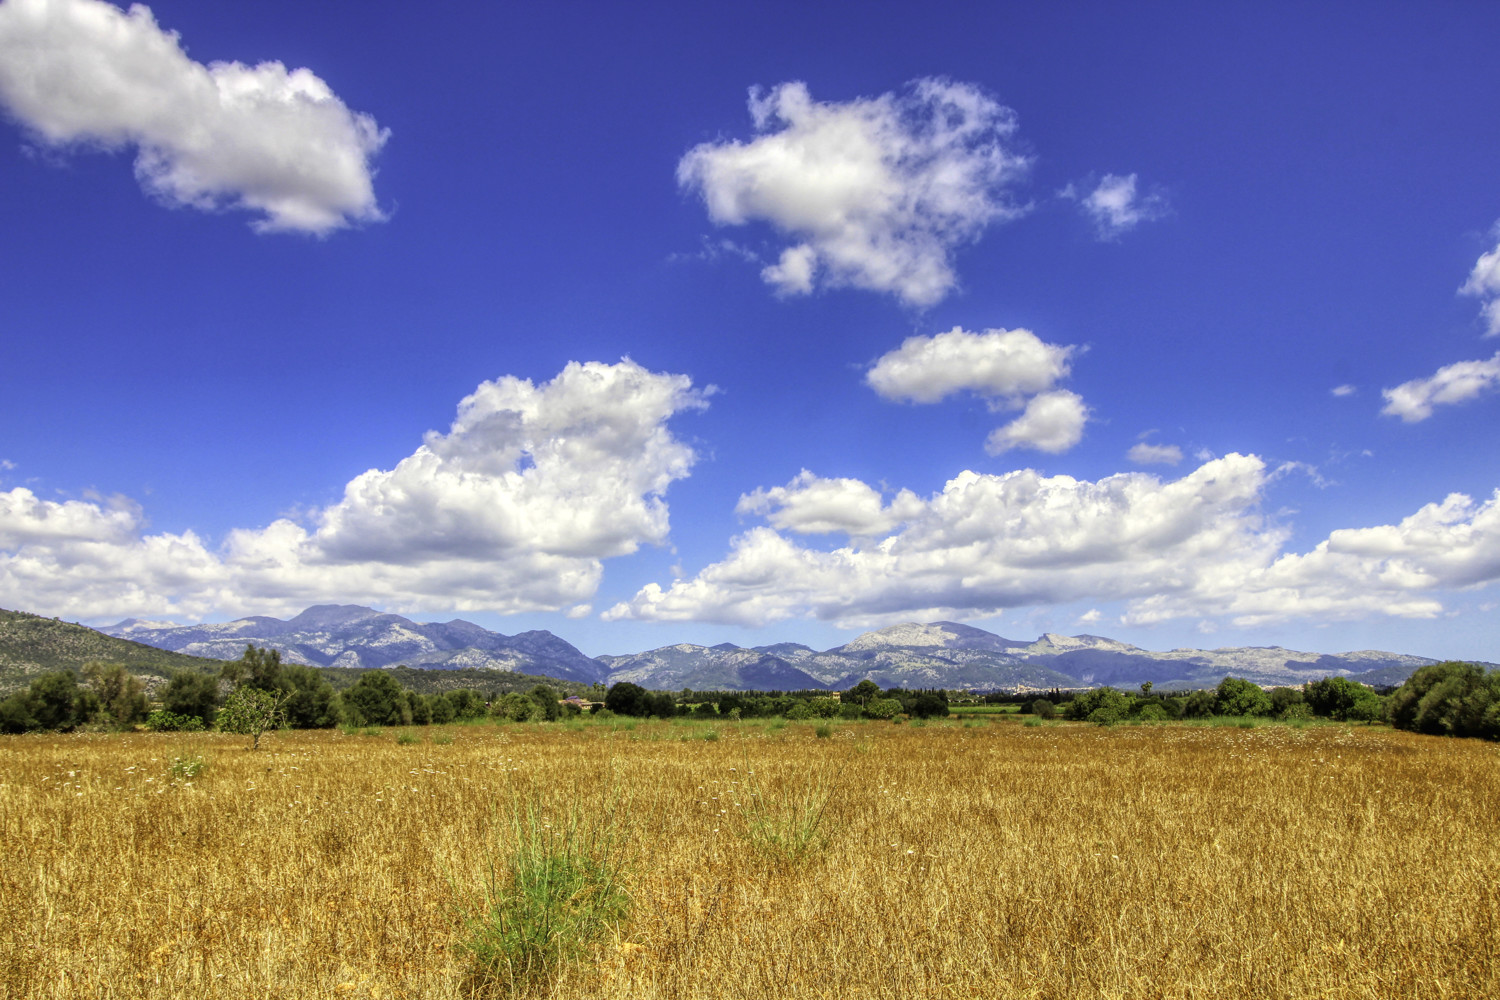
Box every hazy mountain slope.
[104,605,606,684]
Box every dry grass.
[2,717,1497,999]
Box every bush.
[785,700,815,720]
[1030,699,1057,720]
[908,692,950,720]
[1135,703,1169,722]
[864,698,902,721]
[146,709,206,732]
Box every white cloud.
[677,78,1030,307]
[1461,236,1500,336]
[606,455,1283,627]
[1331,384,1356,397]
[985,390,1088,455]
[1065,173,1168,240]
[1128,489,1500,627]
[1127,442,1183,466]
[736,471,925,536]
[866,327,1075,404]
[1380,352,1500,422]
[0,0,387,234]
[866,327,1089,455]
[1076,609,1102,624]
[608,455,1500,630]
[0,361,708,620]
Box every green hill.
[0,608,229,694]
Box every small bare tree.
[217,686,288,750]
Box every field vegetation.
[2,716,1496,999]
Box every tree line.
[2,646,1496,742]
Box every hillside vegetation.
[0,609,229,694]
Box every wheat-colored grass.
[1,718,1496,999]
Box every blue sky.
[1,0,1497,659]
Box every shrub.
[1135,703,1170,722]
[168,755,206,780]
[1030,698,1057,720]
[146,709,206,732]
[397,731,419,745]
[785,701,815,721]
[864,698,902,721]
[814,724,833,739]
[459,801,630,995]
[908,692,950,720]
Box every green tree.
[217,686,287,750]
[447,689,488,721]
[279,664,339,728]
[1064,687,1131,724]
[604,682,648,717]
[1030,698,1057,720]
[529,685,563,721]
[864,697,902,720]
[163,670,222,727]
[1304,676,1384,722]
[845,679,881,707]
[27,672,85,731]
[342,671,411,727]
[1214,677,1272,717]
[494,692,536,722]
[83,661,148,729]
[222,644,285,692]
[1387,661,1500,738]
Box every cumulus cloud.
[736,471,925,537]
[1331,384,1357,397]
[984,390,1088,455]
[606,455,1282,627]
[0,0,387,233]
[1127,442,1183,466]
[608,455,1500,630]
[0,361,708,620]
[1461,236,1500,336]
[866,327,1089,455]
[866,327,1075,404]
[1063,173,1168,240]
[677,78,1030,307]
[1380,352,1500,422]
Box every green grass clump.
[460,800,630,995]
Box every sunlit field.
[2,717,1496,999]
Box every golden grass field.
[2,717,1497,999]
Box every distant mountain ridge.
[105,604,607,684]
[94,605,1476,693]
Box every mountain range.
[99,605,1465,692]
